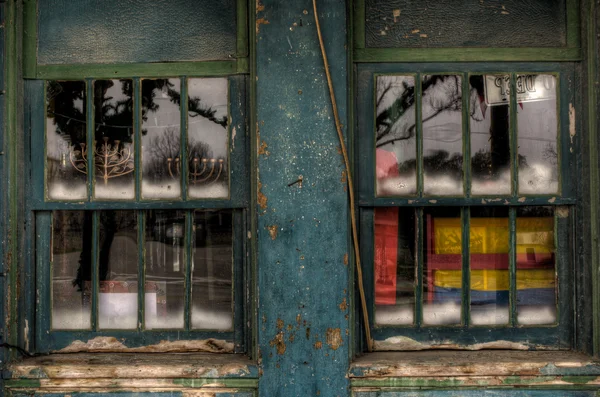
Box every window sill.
[350,351,600,385]
[4,352,258,388]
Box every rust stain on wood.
[258,140,269,156]
[257,180,268,210]
[338,298,348,312]
[326,328,343,350]
[276,318,284,330]
[314,341,323,349]
[270,331,286,355]
[343,253,348,266]
[267,225,278,240]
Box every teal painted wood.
[353,391,596,397]
[255,0,350,395]
[37,0,237,65]
[0,0,6,366]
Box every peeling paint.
[314,341,322,349]
[343,253,348,266]
[392,9,401,23]
[267,225,278,240]
[518,197,526,203]
[569,102,576,144]
[256,0,269,34]
[258,140,269,156]
[373,336,529,351]
[57,337,234,353]
[557,206,569,218]
[24,319,30,352]
[276,318,284,330]
[339,298,348,312]
[548,196,556,203]
[326,328,343,350]
[231,126,236,151]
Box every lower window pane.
[144,210,186,329]
[516,206,557,325]
[98,211,138,330]
[470,207,509,326]
[191,210,233,330]
[52,211,91,330]
[374,207,416,325]
[424,207,462,325]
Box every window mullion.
[180,76,189,201]
[91,211,99,331]
[462,207,471,326]
[416,73,424,197]
[509,73,519,196]
[133,78,141,201]
[86,79,94,201]
[184,210,193,331]
[509,207,517,327]
[463,72,471,198]
[416,207,423,327]
[137,210,145,331]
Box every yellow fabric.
[432,269,556,290]
[434,217,554,255]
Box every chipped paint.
[343,253,348,265]
[267,224,278,240]
[392,9,401,23]
[548,196,557,203]
[429,199,437,204]
[256,0,269,34]
[557,206,569,218]
[518,197,526,203]
[270,331,286,355]
[569,102,576,144]
[277,318,284,329]
[258,140,269,156]
[230,126,236,151]
[314,341,323,349]
[325,328,343,350]
[57,337,234,353]
[24,319,30,352]
[373,336,529,351]
[338,298,348,312]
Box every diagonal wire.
[313,0,373,352]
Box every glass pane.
[141,79,182,199]
[516,207,557,325]
[517,74,559,194]
[376,75,417,196]
[187,78,229,199]
[422,75,463,195]
[423,207,462,325]
[470,75,511,195]
[144,210,186,329]
[52,211,91,329]
[38,0,236,65]
[46,81,87,200]
[374,207,415,325]
[98,211,138,329]
[93,80,135,200]
[470,207,509,326]
[192,210,233,330]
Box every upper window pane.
[376,75,417,196]
[364,0,567,49]
[38,0,237,64]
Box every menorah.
[70,137,134,185]
[166,157,224,184]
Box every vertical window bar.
[415,207,424,327]
[463,73,471,198]
[184,209,193,330]
[415,73,424,197]
[461,207,470,326]
[133,78,141,201]
[509,73,519,196]
[180,77,189,201]
[137,210,145,330]
[91,211,99,331]
[86,79,94,200]
[509,206,517,326]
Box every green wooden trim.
[134,78,141,200]
[349,377,600,388]
[184,210,192,330]
[5,0,19,353]
[361,197,577,207]
[510,73,518,196]
[566,0,581,49]
[415,208,423,327]
[172,378,258,388]
[462,73,471,198]
[462,208,470,326]
[416,73,424,196]
[588,0,600,358]
[33,61,244,80]
[353,0,365,50]
[509,207,517,326]
[86,79,94,200]
[91,212,99,331]
[22,0,37,78]
[354,48,582,63]
[180,77,189,201]
[137,210,145,331]
[236,0,249,59]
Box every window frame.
[355,62,578,349]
